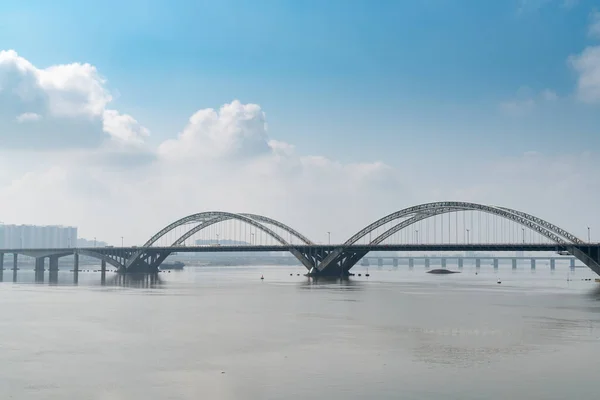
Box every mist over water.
[1,264,599,399]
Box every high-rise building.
[0,224,78,249]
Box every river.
[1,264,599,399]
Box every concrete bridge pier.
[35,268,44,283]
[49,256,59,271]
[512,259,517,270]
[13,254,18,281]
[73,253,79,284]
[377,258,383,267]
[458,258,463,269]
[550,259,556,271]
[392,258,398,267]
[34,257,45,272]
[531,259,536,270]
[101,260,107,285]
[409,258,414,269]
[493,258,499,269]
[441,258,446,269]
[475,258,481,269]
[570,258,575,271]
[425,258,430,269]
[0,253,4,281]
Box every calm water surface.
[1,264,599,399]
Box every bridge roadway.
[1,243,599,276]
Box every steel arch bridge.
[2,202,599,277]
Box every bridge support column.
[570,258,575,271]
[392,258,398,267]
[512,259,517,270]
[531,259,536,270]
[49,256,59,271]
[475,258,481,269]
[493,258,499,269]
[73,253,79,284]
[361,258,369,266]
[13,253,18,281]
[550,259,556,271]
[0,253,3,281]
[458,258,463,269]
[409,258,414,269]
[424,258,430,269]
[377,258,383,267]
[101,260,106,285]
[35,257,45,272]
[441,258,446,269]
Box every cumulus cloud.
[158,100,270,161]
[0,49,148,148]
[569,46,600,103]
[0,51,401,243]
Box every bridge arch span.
[314,202,597,276]
[345,202,583,246]
[126,211,314,271]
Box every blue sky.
[1,0,600,243]
[2,0,599,165]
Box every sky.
[1,0,600,245]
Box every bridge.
[1,202,599,277]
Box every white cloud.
[568,46,600,103]
[0,49,148,148]
[16,112,41,123]
[158,100,270,161]
[102,109,149,145]
[499,87,557,116]
[590,11,600,38]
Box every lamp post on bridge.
[216,233,220,245]
[522,228,525,244]
[466,229,470,244]
[327,232,330,245]
[121,236,124,247]
[94,237,96,248]
[251,233,254,246]
[588,227,591,242]
[415,230,419,244]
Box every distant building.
[77,238,108,248]
[0,224,77,249]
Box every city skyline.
[1,0,599,245]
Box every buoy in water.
[497,279,501,284]
[261,275,264,280]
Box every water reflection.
[297,276,363,291]
[103,273,163,288]
[0,268,163,288]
